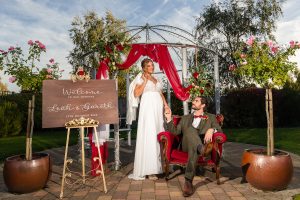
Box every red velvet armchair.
[157,114,227,184]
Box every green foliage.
[221,87,300,128]
[69,11,133,78]
[0,93,43,131]
[195,0,283,88]
[0,41,62,92]
[0,101,22,137]
[234,38,300,89]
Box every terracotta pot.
[241,149,293,191]
[3,152,52,193]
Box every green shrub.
[221,87,300,128]
[0,101,22,137]
[0,92,42,131]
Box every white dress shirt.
[192,116,201,128]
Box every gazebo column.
[214,55,220,114]
[182,47,189,115]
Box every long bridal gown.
[128,77,164,180]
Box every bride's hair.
[141,58,153,68]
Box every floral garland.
[186,65,214,99]
[97,34,131,77]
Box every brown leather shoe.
[182,179,194,197]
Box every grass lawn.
[294,194,300,200]
[0,129,78,162]
[224,127,300,155]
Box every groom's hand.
[164,107,172,122]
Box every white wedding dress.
[128,77,164,180]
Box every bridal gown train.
[128,77,164,180]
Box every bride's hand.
[142,74,148,82]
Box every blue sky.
[1,0,300,91]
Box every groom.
[164,96,222,197]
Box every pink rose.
[267,40,273,47]
[8,46,15,51]
[49,58,54,63]
[9,76,16,83]
[246,36,254,46]
[28,40,33,46]
[240,54,246,58]
[271,46,278,54]
[47,68,53,73]
[229,64,236,71]
[38,42,46,49]
[290,40,295,48]
[46,74,53,79]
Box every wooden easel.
[60,121,107,199]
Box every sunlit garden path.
[0,141,299,200]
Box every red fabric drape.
[97,44,190,101]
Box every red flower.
[185,85,193,92]
[290,40,295,48]
[38,42,46,49]
[28,40,33,46]
[229,64,236,71]
[193,72,199,79]
[116,44,124,51]
[49,58,54,63]
[200,89,204,94]
[271,46,279,54]
[8,46,15,51]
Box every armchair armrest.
[158,131,178,162]
[212,132,227,144]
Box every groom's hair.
[141,58,153,68]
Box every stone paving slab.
[0,141,300,199]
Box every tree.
[69,11,135,96]
[234,37,299,156]
[0,40,62,160]
[195,0,284,88]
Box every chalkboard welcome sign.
[42,80,118,128]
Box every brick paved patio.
[1,141,300,200]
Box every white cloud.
[1,0,300,91]
[275,0,300,68]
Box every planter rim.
[5,152,49,162]
[244,148,290,157]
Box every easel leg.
[93,126,107,193]
[60,128,71,199]
[80,127,86,183]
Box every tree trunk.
[269,89,274,155]
[265,88,274,156]
[25,100,32,160]
[265,88,271,156]
[25,94,35,160]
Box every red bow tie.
[194,115,206,119]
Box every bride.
[127,58,169,180]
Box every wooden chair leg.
[165,162,170,180]
[215,165,221,184]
